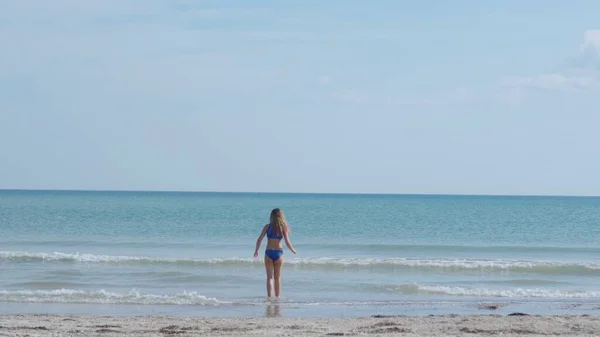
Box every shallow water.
[1,190,599,316]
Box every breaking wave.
[2,251,599,275]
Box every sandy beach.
[1,314,599,336]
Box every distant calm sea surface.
[1,190,599,317]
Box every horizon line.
[0,188,598,198]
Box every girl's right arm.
[283,232,297,254]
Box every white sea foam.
[1,251,599,274]
[0,289,230,305]
[1,287,598,307]
[0,251,255,264]
[394,284,600,298]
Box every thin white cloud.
[390,97,434,106]
[0,1,264,21]
[330,29,600,108]
[499,74,598,92]
[494,87,525,105]
[450,87,474,103]
[328,87,474,107]
[330,89,368,104]
[0,0,165,21]
[497,30,600,97]
[581,29,600,55]
[0,0,308,100]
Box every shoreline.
[1,313,599,336]
[1,299,600,319]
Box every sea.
[1,190,599,317]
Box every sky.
[1,0,599,196]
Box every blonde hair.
[269,208,290,236]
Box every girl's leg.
[273,257,284,298]
[264,255,274,297]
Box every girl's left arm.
[253,224,268,257]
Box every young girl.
[253,208,297,298]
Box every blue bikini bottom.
[265,249,283,261]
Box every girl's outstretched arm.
[253,224,268,258]
[283,232,297,254]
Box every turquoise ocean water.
[1,190,599,317]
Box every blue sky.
[1,1,599,195]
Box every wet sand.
[1,313,599,336]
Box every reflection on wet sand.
[265,303,281,317]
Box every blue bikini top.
[266,223,283,240]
